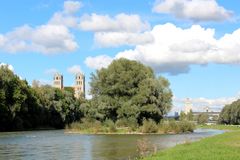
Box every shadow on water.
[0,129,224,160]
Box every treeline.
[0,58,173,131]
[219,99,240,125]
[0,66,83,131]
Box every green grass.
[198,124,240,131]
[143,125,240,160]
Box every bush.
[116,117,138,131]
[66,118,103,133]
[141,119,158,133]
[159,120,195,133]
[178,120,195,133]
[103,119,117,132]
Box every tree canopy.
[0,65,83,131]
[88,58,172,123]
[219,99,240,125]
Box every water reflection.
[0,129,224,160]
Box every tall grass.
[66,119,195,134]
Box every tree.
[197,113,209,124]
[186,109,194,121]
[219,99,240,125]
[0,66,84,131]
[89,58,172,123]
[0,66,41,131]
[179,111,186,121]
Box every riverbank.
[143,125,240,160]
[65,119,195,135]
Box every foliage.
[137,138,157,158]
[0,66,83,131]
[141,119,158,133]
[219,99,240,125]
[159,120,195,134]
[179,111,186,121]
[179,110,193,121]
[89,58,172,124]
[186,110,194,121]
[197,113,209,124]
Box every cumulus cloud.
[79,13,150,32]
[0,63,14,71]
[0,24,78,54]
[79,13,153,47]
[153,0,233,22]
[63,0,82,14]
[116,23,240,75]
[49,1,82,28]
[67,65,82,74]
[84,55,113,70]
[0,1,80,54]
[94,32,153,47]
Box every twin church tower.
[53,73,85,98]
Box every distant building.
[74,73,85,99]
[52,72,85,98]
[53,73,63,89]
[184,98,192,114]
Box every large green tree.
[219,99,240,125]
[0,66,41,131]
[89,58,172,123]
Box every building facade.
[53,73,63,89]
[74,73,85,99]
[52,72,85,98]
[184,98,193,114]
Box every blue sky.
[1,0,240,112]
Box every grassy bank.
[65,119,195,134]
[143,125,240,160]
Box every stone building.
[184,98,193,114]
[74,73,85,99]
[52,72,85,98]
[53,73,63,89]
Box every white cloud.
[79,13,153,47]
[49,1,82,28]
[0,24,78,54]
[64,0,82,14]
[0,1,80,54]
[0,63,14,71]
[49,12,79,28]
[116,23,240,75]
[67,65,82,74]
[79,13,150,32]
[45,68,58,75]
[94,32,153,47]
[153,0,233,22]
[85,55,113,70]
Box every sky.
[1,0,240,113]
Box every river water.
[0,129,224,160]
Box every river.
[0,129,224,160]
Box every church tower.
[184,98,193,114]
[53,73,63,89]
[74,73,85,98]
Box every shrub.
[158,120,195,133]
[116,117,138,131]
[141,119,158,133]
[137,138,156,158]
[178,120,195,133]
[103,119,117,132]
